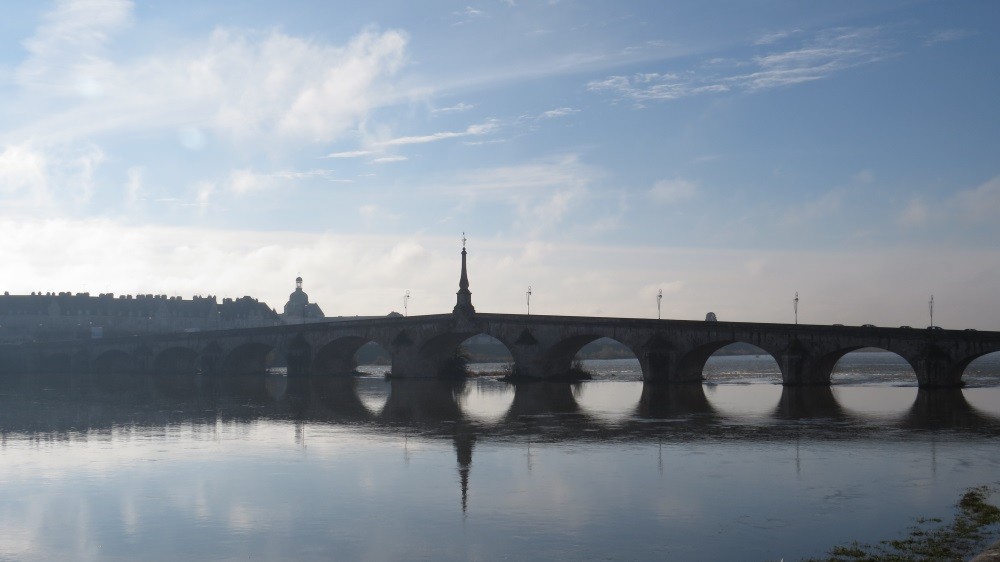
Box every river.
[0,352,998,560]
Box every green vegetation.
[809,485,1000,561]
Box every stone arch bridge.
[5,311,999,387]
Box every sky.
[0,0,998,328]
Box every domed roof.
[287,276,309,307]
[283,275,325,319]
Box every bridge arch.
[313,336,391,375]
[416,332,515,378]
[676,341,781,384]
[536,335,642,380]
[959,351,1000,385]
[570,337,641,380]
[957,351,1000,386]
[459,334,513,376]
[153,346,200,376]
[699,342,781,384]
[829,347,917,385]
[92,349,135,375]
[222,342,274,375]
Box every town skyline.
[1,1,998,328]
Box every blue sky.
[0,1,998,327]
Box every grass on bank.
[808,485,1000,561]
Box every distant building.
[0,292,280,342]
[281,277,326,324]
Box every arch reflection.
[0,374,998,441]
[772,386,849,421]
[635,383,717,420]
[900,388,1000,430]
[379,379,468,426]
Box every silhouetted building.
[281,276,326,324]
[0,292,280,342]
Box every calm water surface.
[1,353,999,561]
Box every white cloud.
[177,126,207,150]
[124,165,143,206]
[954,175,1000,223]
[896,198,928,227]
[0,141,104,210]
[227,169,274,194]
[194,181,215,212]
[324,150,375,159]
[539,107,579,119]
[450,154,595,193]
[883,176,1000,230]
[7,4,409,146]
[649,178,697,204]
[588,26,890,105]
[16,0,134,97]
[589,193,628,232]
[431,102,474,114]
[370,155,408,164]
[753,29,800,46]
[0,144,48,199]
[359,204,378,218]
[527,187,578,224]
[743,27,889,91]
[924,29,974,47]
[378,120,498,147]
[783,189,842,225]
[441,154,600,235]
[225,168,343,194]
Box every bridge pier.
[776,339,834,386]
[286,335,312,377]
[508,346,547,379]
[389,345,442,378]
[638,348,702,383]
[911,345,963,388]
[778,356,832,385]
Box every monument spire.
[454,232,475,315]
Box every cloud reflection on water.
[0,368,999,560]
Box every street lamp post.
[526,286,532,315]
[657,289,662,320]
[793,291,799,325]
[404,290,410,317]
[929,295,934,328]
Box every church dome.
[283,276,324,320]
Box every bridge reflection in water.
[2,372,999,515]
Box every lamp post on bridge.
[404,290,410,317]
[793,291,799,325]
[526,286,532,315]
[929,294,934,328]
[657,289,662,320]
